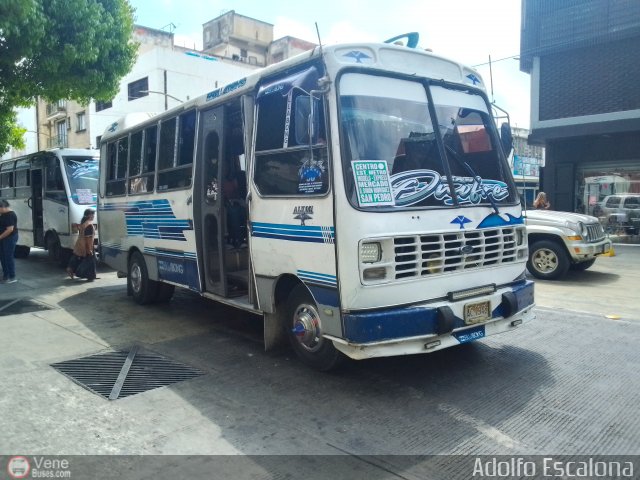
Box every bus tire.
[128,251,159,305]
[527,240,570,280]
[285,284,344,371]
[154,282,175,303]
[14,246,31,258]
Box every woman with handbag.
[67,209,97,281]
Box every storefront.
[576,161,640,243]
[540,131,640,245]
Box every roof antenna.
[488,54,495,103]
[315,22,323,57]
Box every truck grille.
[585,223,605,243]
[393,227,527,280]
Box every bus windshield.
[340,74,517,210]
[64,156,99,205]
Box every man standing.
[0,199,19,283]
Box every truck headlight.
[360,242,381,263]
[565,220,585,240]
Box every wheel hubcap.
[533,248,558,273]
[292,303,323,352]
[130,263,142,293]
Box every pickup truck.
[525,210,612,280]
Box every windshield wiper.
[445,145,500,214]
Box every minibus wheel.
[128,251,159,305]
[286,285,343,371]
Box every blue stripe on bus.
[252,232,326,243]
[251,222,335,244]
[99,199,192,241]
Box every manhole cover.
[0,298,54,316]
[51,346,205,400]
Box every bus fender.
[263,274,307,351]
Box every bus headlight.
[360,242,381,263]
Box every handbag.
[74,254,96,280]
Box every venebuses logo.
[7,456,30,479]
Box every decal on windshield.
[67,159,99,178]
[390,169,509,207]
[352,161,395,207]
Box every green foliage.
[0,108,27,156]
[0,0,137,152]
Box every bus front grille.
[393,227,526,280]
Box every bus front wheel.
[285,285,343,371]
[128,251,159,305]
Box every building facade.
[27,18,315,156]
[521,0,640,242]
[510,127,544,207]
[202,11,316,67]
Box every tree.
[0,107,26,155]
[0,0,137,154]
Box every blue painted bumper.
[342,280,534,344]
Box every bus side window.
[45,155,66,202]
[106,141,126,196]
[157,110,195,190]
[0,162,14,199]
[128,130,145,195]
[254,85,328,197]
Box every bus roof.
[100,41,485,142]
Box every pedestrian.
[0,199,19,283]
[533,192,551,210]
[66,208,97,281]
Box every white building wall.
[89,48,256,146]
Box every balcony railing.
[46,101,67,117]
[47,135,68,148]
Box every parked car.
[525,210,612,280]
[593,194,640,234]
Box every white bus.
[0,148,99,262]
[98,39,534,370]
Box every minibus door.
[194,107,227,296]
[29,160,45,247]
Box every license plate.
[464,300,490,325]
[453,325,485,344]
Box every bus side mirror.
[294,95,319,146]
[500,122,513,157]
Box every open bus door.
[29,158,45,247]
[194,106,227,296]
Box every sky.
[128,0,531,128]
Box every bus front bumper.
[326,281,535,360]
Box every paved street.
[1,247,639,466]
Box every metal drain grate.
[50,346,205,400]
[0,298,54,316]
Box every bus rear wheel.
[285,285,343,371]
[128,251,159,305]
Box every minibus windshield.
[64,156,99,205]
[339,73,517,210]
